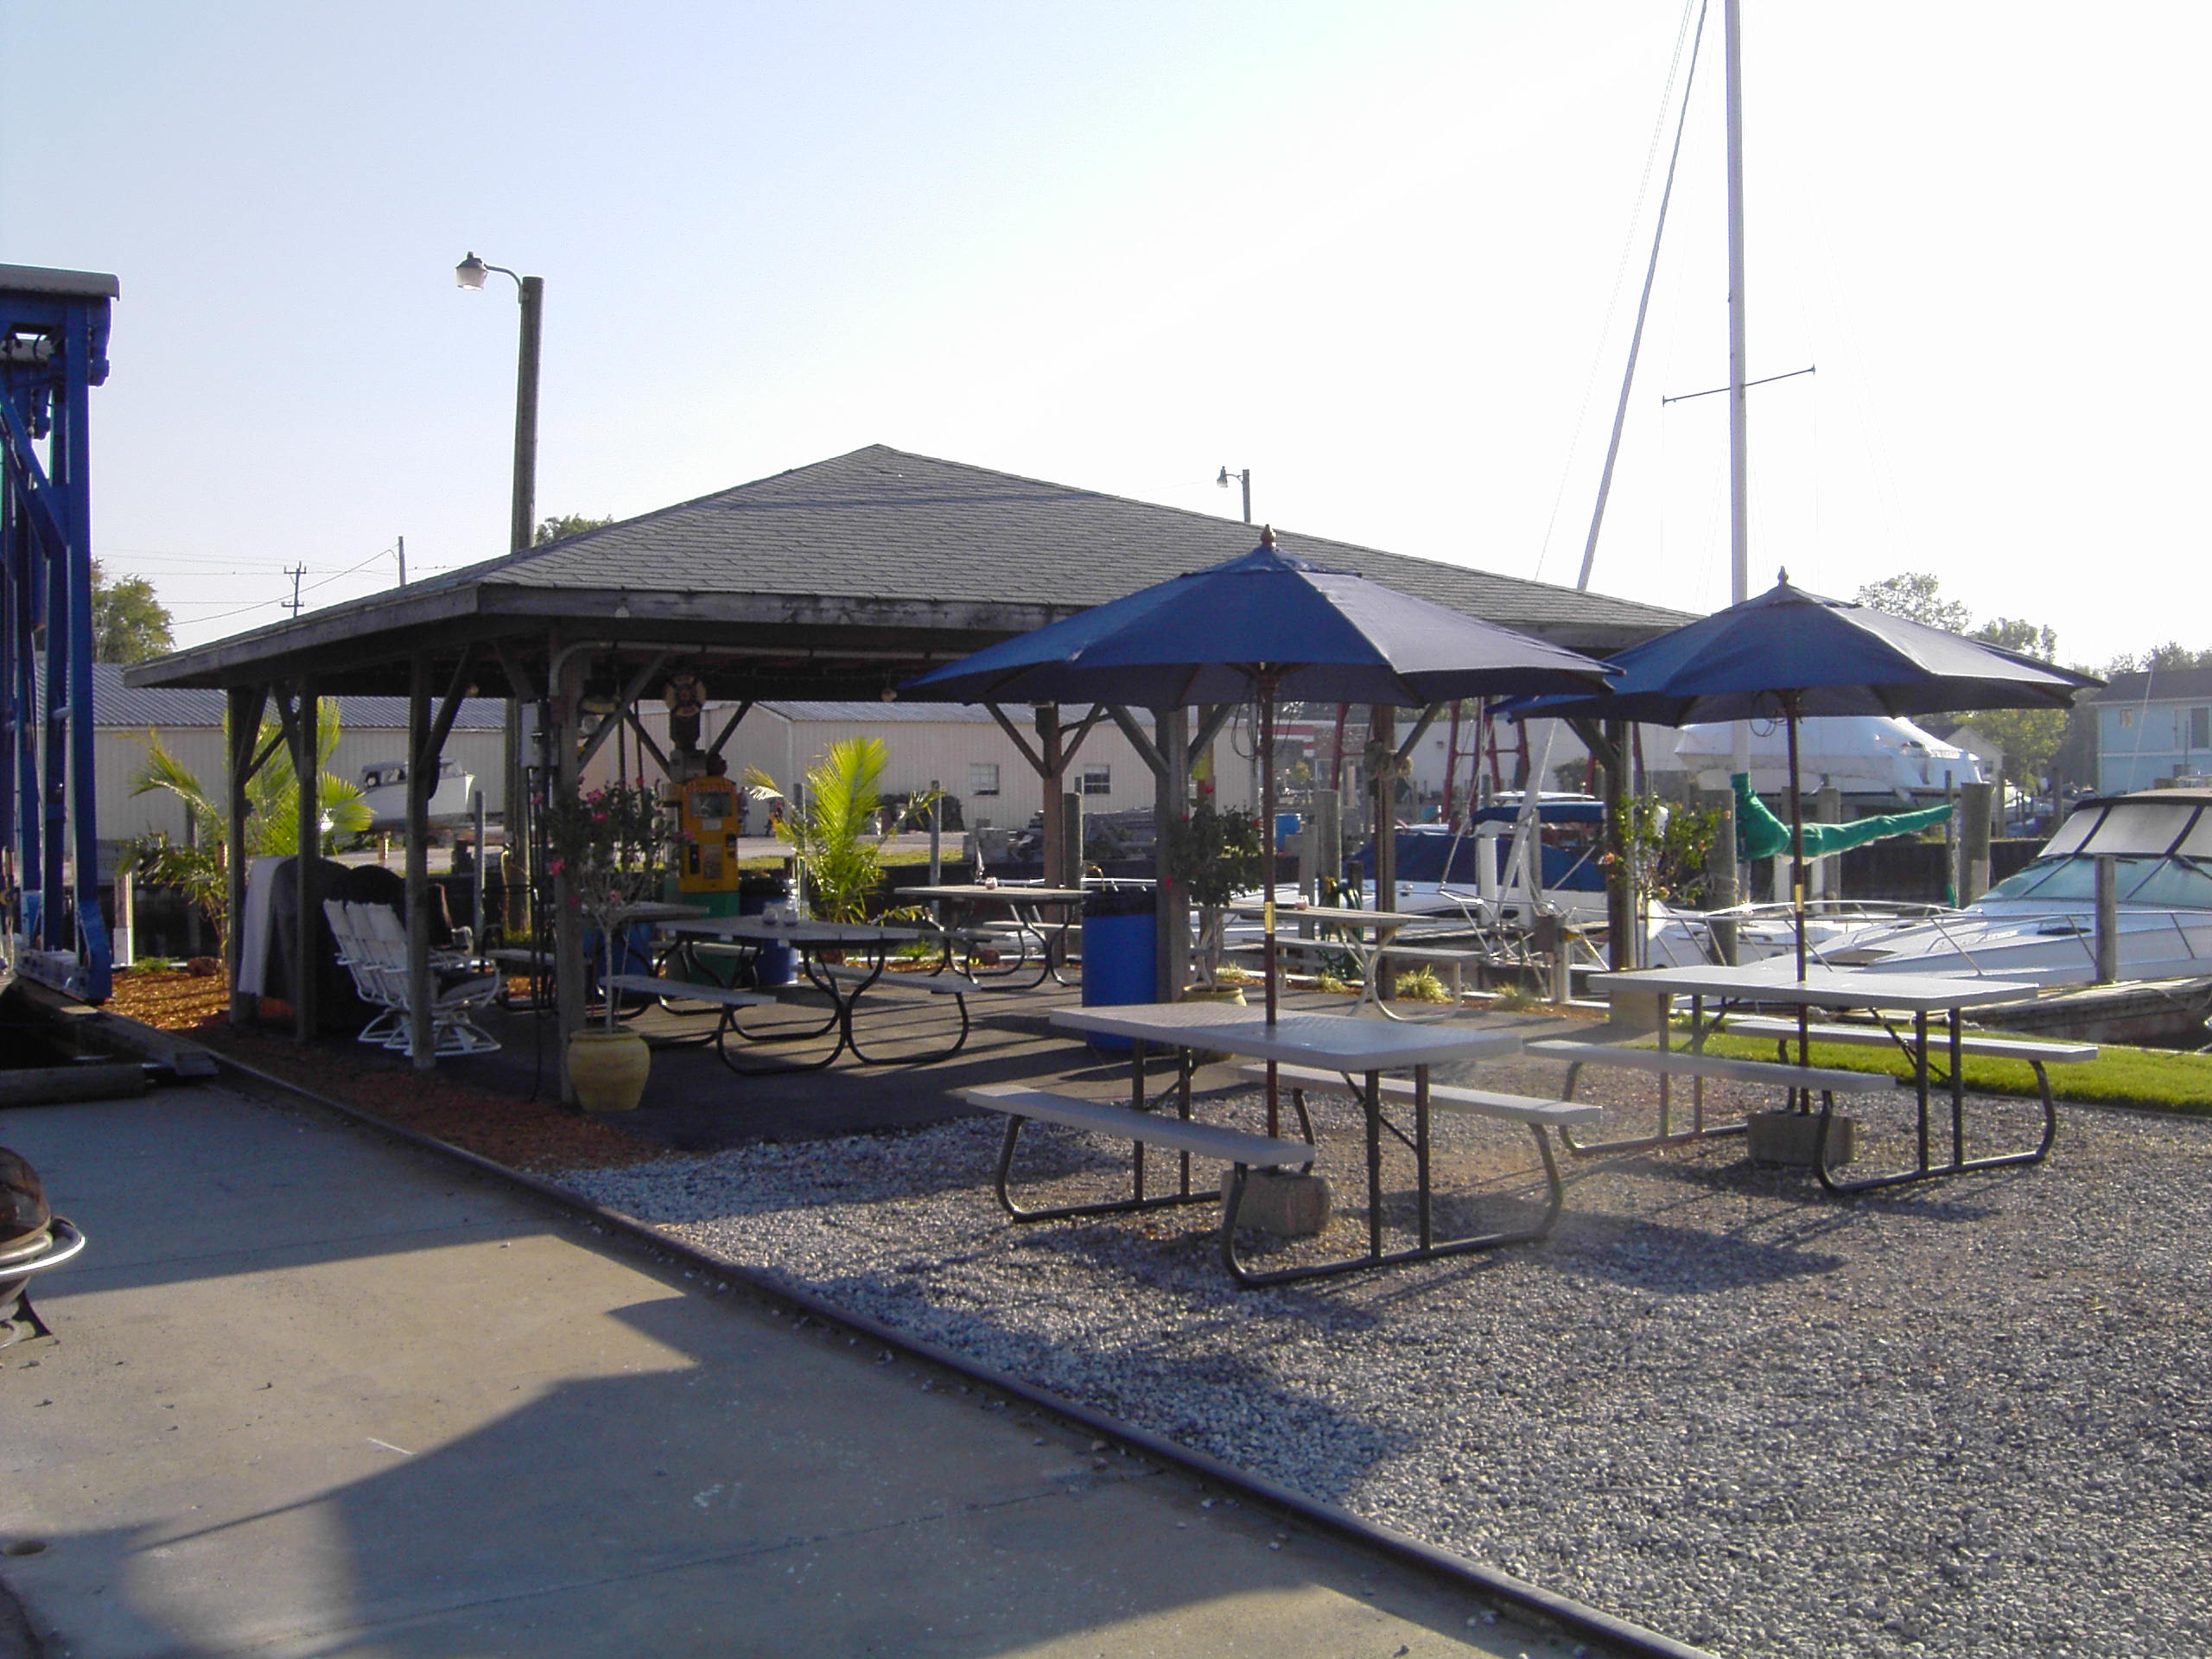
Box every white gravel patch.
[561,1075,2212,1659]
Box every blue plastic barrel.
[1079,891,1157,1052]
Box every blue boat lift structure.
[1,264,118,1005]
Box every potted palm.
[543,780,679,1110]
[745,738,938,929]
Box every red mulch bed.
[105,968,670,1174]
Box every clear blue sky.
[4,2,2202,664]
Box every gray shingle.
[371,445,1687,639]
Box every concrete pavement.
[0,1083,1573,1658]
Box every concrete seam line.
[192,1046,1708,1659]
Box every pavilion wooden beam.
[405,654,436,1068]
[575,651,670,773]
[552,637,588,1098]
[225,684,268,1026]
[289,677,319,1044]
[1152,708,1190,1000]
[704,698,756,760]
[1567,715,1634,970]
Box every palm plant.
[124,702,371,959]
[745,737,935,923]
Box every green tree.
[1973,617,2059,662]
[124,702,371,957]
[1963,619,2069,786]
[533,513,615,546]
[1854,572,1972,633]
[91,560,175,663]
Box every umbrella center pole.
[1785,693,1813,1082]
[1260,677,1281,1135]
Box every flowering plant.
[543,781,682,1027]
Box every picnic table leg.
[1365,1069,1384,1262]
[1415,1066,1432,1251]
[1949,1010,1967,1170]
[1916,1009,1933,1174]
[1131,1037,1148,1205]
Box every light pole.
[456,251,544,945]
[455,252,543,556]
[1216,465,1251,524]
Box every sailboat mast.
[1725,0,1749,610]
[1724,0,1752,793]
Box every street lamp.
[1216,465,1251,525]
[455,251,543,555]
[456,251,546,946]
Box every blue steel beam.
[0,265,116,1002]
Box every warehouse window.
[969,762,1000,797]
[1079,765,1112,796]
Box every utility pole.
[396,535,407,586]
[283,564,306,616]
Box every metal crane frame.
[1,264,118,1004]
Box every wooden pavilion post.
[404,654,436,1067]
[225,684,268,1026]
[552,641,588,1100]
[1034,705,1065,888]
[1152,706,1190,1001]
[289,676,320,1042]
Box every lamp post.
[457,251,544,946]
[1216,465,1251,524]
[455,252,544,554]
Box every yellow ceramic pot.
[568,1028,651,1112]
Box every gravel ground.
[561,1061,2212,1658]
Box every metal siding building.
[84,664,508,844]
[2088,668,2212,794]
[603,700,1253,825]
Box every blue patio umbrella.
[1516,572,2101,981]
[905,530,1618,1057]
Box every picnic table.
[652,914,978,1069]
[1582,962,2063,1193]
[986,1004,1560,1286]
[903,883,1087,988]
[1227,902,1493,1020]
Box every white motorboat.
[1781,788,2212,988]
[1625,788,2210,1004]
[357,758,477,830]
[1672,716,1983,803]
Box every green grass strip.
[1681,1026,2212,1115]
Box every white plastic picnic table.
[1586,962,2047,1193]
[1050,1003,1529,1283]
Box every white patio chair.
[324,899,404,1048]
[351,902,501,1058]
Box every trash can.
[737,875,798,987]
[1079,887,1157,1052]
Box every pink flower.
[546,857,566,877]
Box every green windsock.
[1733,772,1952,863]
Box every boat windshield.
[1981,853,2212,910]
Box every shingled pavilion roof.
[127,444,1692,701]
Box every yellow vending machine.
[675,772,744,904]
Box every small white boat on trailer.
[357,758,477,830]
